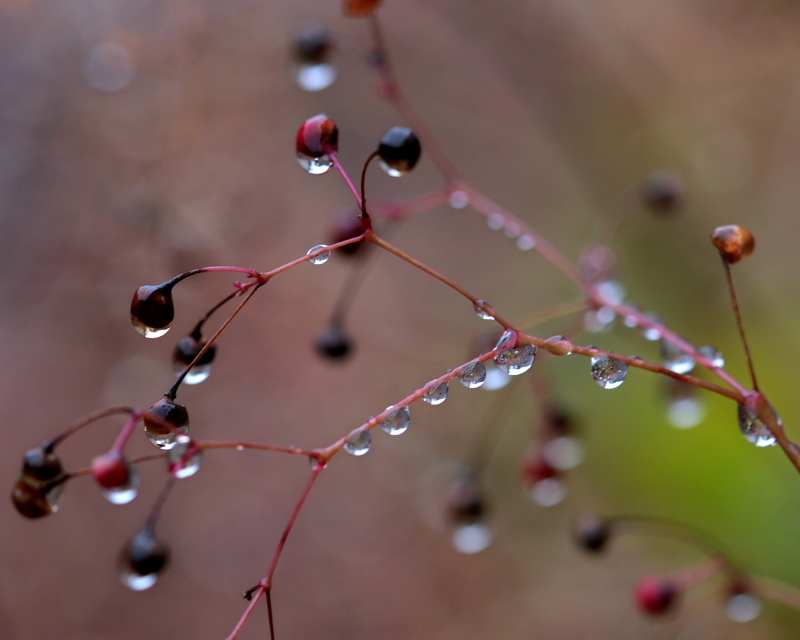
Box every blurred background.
[4,0,800,638]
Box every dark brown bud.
[22,446,63,482]
[293,26,332,65]
[143,397,189,450]
[131,283,175,338]
[327,210,366,256]
[642,170,685,215]
[315,323,353,361]
[575,514,610,553]
[12,477,63,518]
[378,127,421,176]
[711,225,755,264]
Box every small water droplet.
[145,423,189,450]
[448,190,469,209]
[296,62,337,91]
[584,307,615,332]
[726,592,762,623]
[473,300,494,320]
[596,280,625,305]
[494,330,516,350]
[542,436,585,471]
[344,430,372,455]
[236,445,245,451]
[482,365,511,390]
[531,477,567,507]
[590,355,628,389]
[667,397,706,429]
[661,339,696,374]
[487,213,504,230]
[168,435,203,479]
[424,380,449,405]
[459,361,487,388]
[297,153,333,174]
[698,345,724,368]
[517,234,535,251]
[494,344,536,376]
[102,464,140,505]
[737,404,778,447]
[12,477,64,518]
[380,406,410,435]
[307,244,331,264]
[452,523,492,554]
[642,313,663,340]
[174,362,212,385]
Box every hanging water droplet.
[590,355,628,389]
[380,406,410,435]
[667,397,706,429]
[542,436,585,471]
[473,300,494,320]
[642,313,663,341]
[487,213,504,230]
[307,244,331,264]
[494,344,536,376]
[494,330,516,350]
[698,345,724,368]
[448,190,469,209]
[596,280,625,305]
[296,62,337,91]
[517,234,535,251]
[452,523,492,554]
[102,464,140,505]
[424,379,449,405]
[297,153,333,174]
[737,404,778,447]
[725,592,762,623]
[143,398,190,450]
[483,365,511,390]
[661,339,696,374]
[459,361,487,388]
[344,430,372,455]
[168,434,203,479]
[118,528,169,591]
[531,477,567,507]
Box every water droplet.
[531,477,567,507]
[726,592,762,623]
[542,436,585,471]
[307,244,331,264]
[642,314,663,341]
[698,344,724,368]
[661,339,696,374]
[487,213,504,230]
[584,306,616,333]
[482,365,511,390]
[737,404,778,447]
[297,153,333,174]
[596,280,625,305]
[473,300,494,320]
[459,361,487,388]
[144,418,189,451]
[452,523,492,554]
[236,445,245,451]
[177,362,212,385]
[380,406,410,435]
[296,62,337,91]
[424,380,449,405]
[119,529,169,591]
[517,235,535,251]
[344,430,372,455]
[448,190,469,209]
[102,464,140,505]
[667,397,706,429]
[168,435,203,479]
[590,355,628,389]
[132,323,171,339]
[494,344,536,376]
[494,330,516,350]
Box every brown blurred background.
[4,0,800,638]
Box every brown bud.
[131,283,175,338]
[143,397,190,450]
[711,225,755,264]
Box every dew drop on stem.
[307,244,331,265]
[459,361,486,388]
[380,406,410,435]
[344,430,371,456]
[423,379,449,405]
[737,404,778,447]
[661,339,696,374]
[590,355,628,389]
[494,344,536,376]
[698,344,724,368]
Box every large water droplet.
[307,244,331,264]
[145,423,189,450]
[530,477,567,507]
[737,404,778,447]
[452,523,492,554]
[660,339,696,374]
[596,280,625,305]
[473,300,494,320]
[344,430,371,455]
[102,464,140,505]
[380,406,410,435]
[698,344,725,368]
[494,344,536,376]
[542,436,585,471]
[459,361,486,388]
[296,62,337,91]
[297,153,333,175]
[424,380,449,405]
[168,434,203,479]
[590,355,628,389]
[726,592,762,623]
[132,322,171,339]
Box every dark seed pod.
[315,323,353,361]
[642,170,684,215]
[635,575,679,616]
[344,0,381,17]
[327,210,366,256]
[293,26,332,65]
[378,127,421,177]
[12,477,64,518]
[575,514,610,553]
[131,283,175,338]
[119,528,170,591]
[173,335,216,384]
[143,397,190,450]
[22,446,64,482]
[711,225,755,264]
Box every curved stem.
[46,406,138,449]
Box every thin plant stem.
[722,259,760,391]
[47,406,138,449]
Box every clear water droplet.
[542,436,585,471]
[517,234,535,251]
[174,361,212,385]
[473,300,494,320]
[120,571,158,591]
[494,344,536,376]
[590,355,628,389]
[452,523,492,554]
[13,477,64,518]
[133,320,171,339]
[424,380,449,405]
[168,434,203,479]
[236,445,245,451]
[642,313,663,340]
[531,477,567,507]
[448,190,469,209]
[482,365,511,390]
[380,406,410,435]
[737,404,778,447]
[296,62,337,91]
[494,330,515,350]
[596,280,625,305]
[487,213,504,230]
[698,344,725,368]
[726,593,762,623]
[667,397,706,429]
[344,430,372,455]
[459,361,487,388]
[102,464,140,505]
[297,153,333,175]
[145,423,189,450]
[307,244,331,264]
[661,339,696,374]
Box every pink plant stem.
[225,465,324,640]
[753,576,800,610]
[329,152,363,208]
[668,557,727,591]
[47,406,138,449]
[109,413,144,456]
[199,441,318,459]
[372,188,452,222]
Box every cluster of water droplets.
[485,212,537,251]
[590,354,628,389]
[307,244,331,264]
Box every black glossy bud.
[378,127,421,176]
[143,397,189,450]
[315,323,353,361]
[131,283,175,338]
[575,514,610,553]
[22,446,63,482]
[119,528,170,591]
